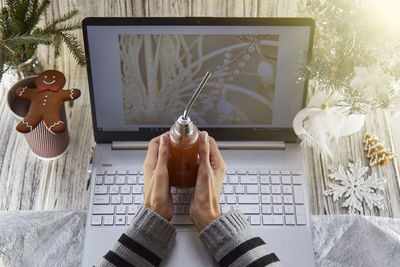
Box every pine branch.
[44,9,79,31]
[59,32,86,66]
[53,34,61,57]
[57,21,81,32]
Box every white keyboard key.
[282,185,293,194]
[95,176,103,185]
[170,187,177,194]
[115,215,126,225]
[284,205,294,214]
[103,215,114,225]
[172,195,179,204]
[271,170,280,175]
[140,170,144,175]
[227,170,236,175]
[259,170,269,175]
[224,185,234,194]
[260,175,269,184]
[281,170,291,175]
[238,195,258,204]
[248,170,258,175]
[221,205,230,213]
[135,195,144,204]
[123,195,133,204]
[293,186,305,204]
[127,215,135,225]
[107,170,117,175]
[121,186,131,194]
[185,204,191,214]
[104,176,114,185]
[283,195,294,204]
[94,186,107,195]
[237,170,247,175]
[180,194,191,204]
[229,176,239,184]
[128,170,138,175]
[262,205,272,214]
[295,205,306,225]
[235,185,245,194]
[116,176,126,185]
[271,175,280,184]
[128,205,137,214]
[262,215,284,225]
[272,195,282,204]
[127,176,136,184]
[281,176,292,184]
[171,215,193,225]
[93,195,109,205]
[285,215,296,225]
[92,205,114,215]
[227,195,237,204]
[132,186,141,194]
[250,215,261,225]
[261,195,271,204]
[91,215,102,226]
[174,205,185,214]
[138,176,144,184]
[219,195,225,204]
[260,185,271,194]
[246,185,259,194]
[271,185,281,194]
[292,175,302,185]
[292,170,301,175]
[109,186,119,195]
[223,176,228,184]
[241,175,258,184]
[273,205,283,214]
[96,170,106,175]
[118,170,127,175]
[116,205,126,214]
[238,205,260,214]
[111,195,121,204]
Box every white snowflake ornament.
[324,160,386,214]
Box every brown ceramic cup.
[6,76,69,160]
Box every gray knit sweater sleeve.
[200,210,283,267]
[99,205,176,267]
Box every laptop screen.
[83,18,314,142]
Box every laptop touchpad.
[161,230,218,267]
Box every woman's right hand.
[190,131,227,231]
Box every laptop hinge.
[112,141,285,150]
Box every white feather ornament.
[293,92,365,157]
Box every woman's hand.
[190,131,227,231]
[143,134,174,221]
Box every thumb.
[157,134,170,167]
[198,131,210,168]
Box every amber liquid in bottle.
[167,71,210,188]
[168,140,199,188]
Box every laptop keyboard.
[90,169,307,226]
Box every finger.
[198,131,210,168]
[144,136,161,169]
[156,134,170,168]
[209,137,224,167]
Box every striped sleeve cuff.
[100,205,176,267]
[199,210,282,267]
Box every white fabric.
[0,211,399,267]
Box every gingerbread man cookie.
[15,70,81,134]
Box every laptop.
[81,17,315,267]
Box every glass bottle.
[167,71,211,188]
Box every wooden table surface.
[1,0,399,217]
